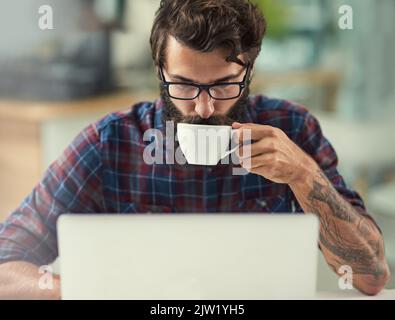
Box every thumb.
[232,122,242,129]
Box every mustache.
[179,115,234,126]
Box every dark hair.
[150,0,267,68]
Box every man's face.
[161,36,250,126]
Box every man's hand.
[232,122,316,185]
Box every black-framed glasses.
[160,64,250,101]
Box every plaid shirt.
[0,95,369,266]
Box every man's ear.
[249,63,255,81]
[155,65,161,79]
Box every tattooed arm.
[234,121,391,296]
[289,161,390,295]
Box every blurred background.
[0,0,394,291]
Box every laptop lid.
[57,214,319,299]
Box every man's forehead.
[165,36,245,83]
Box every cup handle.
[221,129,239,158]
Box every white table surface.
[315,289,395,300]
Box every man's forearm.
[0,261,61,300]
[289,162,390,295]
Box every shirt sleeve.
[297,111,381,230]
[0,123,104,266]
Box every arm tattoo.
[303,169,386,281]
[308,171,356,223]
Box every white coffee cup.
[177,123,238,166]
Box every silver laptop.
[57,214,319,300]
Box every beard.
[161,86,250,126]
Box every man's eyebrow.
[169,68,245,84]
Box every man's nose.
[194,90,215,119]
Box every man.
[0,0,390,299]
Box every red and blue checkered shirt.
[0,95,369,266]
